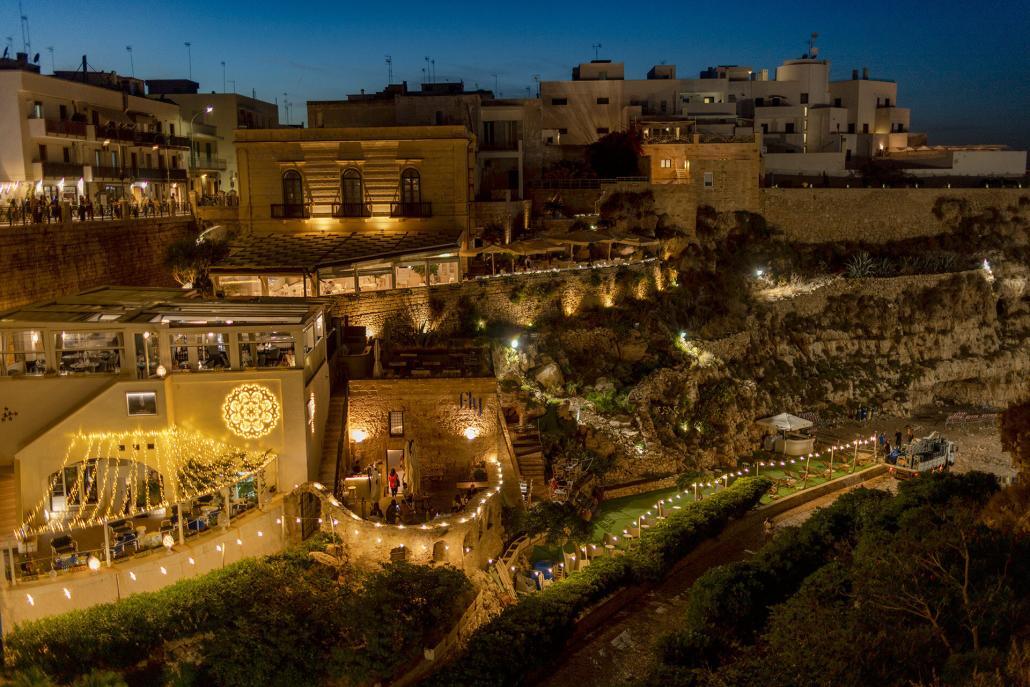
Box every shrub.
[426,476,769,686]
[5,540,473,687]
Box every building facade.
[211,125,474,297]
[0,56,190,209]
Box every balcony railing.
[271,203,310,219]
[331,202,372,218]
[95,126,136,143]
[44,119,88,137]
[92,165,124,179]
[168,135,191,148]
[480,140,519,152]
[41,161,85,178]
[192,157,228,171]
[131,167,188,182]
[390,201,432,218]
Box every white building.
[0,54,190,208]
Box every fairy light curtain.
[18,427,275,539]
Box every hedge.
[5,536,473,686]
[427,476,770,687]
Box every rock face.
[532,361,565,392]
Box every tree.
[164,237,230,292]
[588,130,643,178]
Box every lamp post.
[189,106,213,199]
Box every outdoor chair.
[50,535,77,556]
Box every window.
[341,168,363,207]
[785,122,795,134]
[126,391,158,416]
[395,261,428,289]
[660,100,667,113]
[62,148,70,163]
[169,123,175,136]
[834,98,842,107]
[862,123,869,134]
[389,411,405,437]
[596,127,610,135]
[428,259,460,285]
[596,97,609,105]
[660,159,672,168]
[703,171,714,189]
[550,98,568,106]
[885,97,892,107]
[282,170,304,206]
[761,123,769,134]
[800,92,809,104]
[357,266,393,292]
[217,275,263,297]
[314,314,325,342]
[172,332,229,371]
[238,331,296,369]
[703,96,715,104]
[2,330,45,375]
[56,331,123,374]
[400,168,421,204]
[847,123,856,134]
[303,325,315,354]
[133,332,161,378]
[755,97,764,107]
[558,127,568,135]
[266,275,306,297]
[38,144,47,162]
[32,101,43,119]
[59,104,68,121]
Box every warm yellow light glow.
[350,428,369,443]
[463,427,480,440]
[223,384,281,439]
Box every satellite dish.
[33,52,40,63]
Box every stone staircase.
[319,394,347,493]
[303,147,343,217]
[0,465,18,542]
[509,421,547,501]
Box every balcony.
[390,201,433,218]
[131,167,188,182]
[271,203,310,219]
[332,202,372,218]
[192,157,228,171]
[95,125,137,143]
[40,161,85,178]
[168,135,191,148]
[44,119,89,137]
[192,122,217,138]
[91,165,124,179]
[480,139,520,152]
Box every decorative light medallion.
[223,384,281,439]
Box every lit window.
[703,172,714,189]
[389,411,405,437]
[660,159,672,169]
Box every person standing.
[388,468,400,497]
[385,498,400,524]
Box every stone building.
[146,80,280,199]
[212,125,474,297]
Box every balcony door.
[400,168,421,205]
[282,170,304,206]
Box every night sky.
[5,0,1028,149]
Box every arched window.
[282,170,304,206]
[400,168,421,204]
[341,168,363,205]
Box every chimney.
[862,67,869,80]
[852,68,859,80]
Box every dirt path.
[537,476,889,687]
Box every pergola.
[17,427,276,568]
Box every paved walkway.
[537,475,888,687]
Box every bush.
[5,538,473,687]
[426,477,769,686]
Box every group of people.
[3,194,188,225]
[368,492,420,525]
[878,425,915,458]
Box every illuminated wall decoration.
[223,384,281,439]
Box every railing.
[95,126,136,143]
[167,135,191,148]
[91,165,124,179]
[132,167,188,182]
[193,157,228,171]
[40,161,85,178]
[2,201,192,226]
[529,176,648,189]
[271,203,310,219]
[480,140,519,152]
[192,121,217,137]
[389,201,433,218]
[44,119,88,137]
[331,202,371,218]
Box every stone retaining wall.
[0,216,196,310]
[760,188,1028,243]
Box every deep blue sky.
[5,0,1029,148]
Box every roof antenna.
[18,0,31,56]
[808,32,819,58]
[592,43,602,60]
[385,55,393,84]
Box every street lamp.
[189,106,213,197]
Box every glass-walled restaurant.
[213,251,462,298]
[0,291,327,379]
